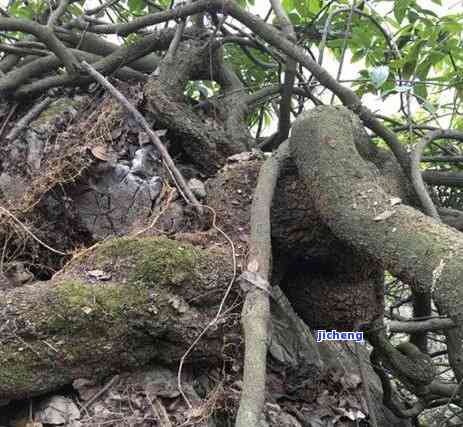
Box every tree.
[0,0,463,425]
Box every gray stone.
[73,162,163,239]
[188,178,206,199]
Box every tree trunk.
[0,236,235,400]
[290,105,463,382]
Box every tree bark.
[290,105,463,382]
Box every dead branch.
[6,97,52,141]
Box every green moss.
[95,236,200,288]
[46,280,147,334]
[58,280,144,311]
[0,352,37,390]
[0,236,216,399]
[0,340,76,397]
[32,98,82,127]
[36,237,204,337]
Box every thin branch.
[421,156,463,163]
[47,0,70,27]
[0,206,68,256]
[411,130,463,220]
[68,0,211,34]
[355,341,378,427]
[0,49,146,95]
[163,0,191,64]
[84,0,122,16]
[220,36,277,69]
[245,84,318,108]
[12,28,177,97]
[330,2,356,105]
[318,8,349,66]
[0,102,17,139]
[270,0,296,147]
[80,375,120,411]
[0,44,47,57]
[216,16,277,69]
[388,317,456,334]
[0,17,80,74]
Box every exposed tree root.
[236,141,289,427]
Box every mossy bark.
[0,236,235,400]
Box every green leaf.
[351,48,367,63]
[370,65,389,89]
[68,4,82,16]
[442,20,463,33]
[413,81,428,102]
[379,79,395,94]
[308,0,321,15]
[422,100,435,114]
[294,0,308,17]
[403,61,416,79]
[407,10,419,23]
[414,6,438,18]
[16,6,33,20]
[397,35,412,50]
[128,0,144,12]
[394,0,411,24]
[288,12,301,25]
[282,0,295,13]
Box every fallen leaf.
[87,270,112,281]
[247,259,259,272]
[390,197,402,206]
[374,210,395,221]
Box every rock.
[1,262,34,288]
[73,378,99,402]
[137,366,180,398]
[25,129,45,171]
[130,145,160,177]
[148,176,162,201]
[227,149,267,163]
[0,272,12,290]
[35,396,80,425]
[188,178,206,199]
[72,162,163,239]
[87,269,112,281]
[0,172,28,202]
